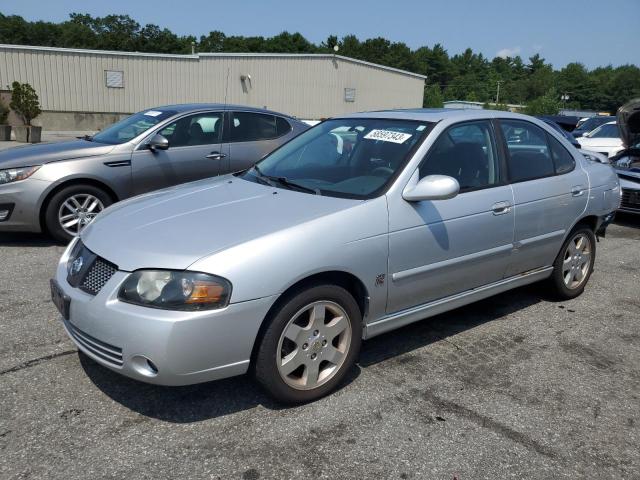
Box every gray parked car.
[51,109,620,403]
[0,104,308,241]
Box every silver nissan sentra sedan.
[51,109,620,403]
[0,104,307,242]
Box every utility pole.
[496,81,502,105]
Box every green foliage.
[525,88,562,115]
[0,99,9,124]
[483,102,511,111]
[9,81,42,125]
[423,85,444,108]
[1,12,640,112]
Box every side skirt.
[363,266,553,339]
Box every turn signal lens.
[185,281,225,304]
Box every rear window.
[501,120,555,183]
[276,116,292,136]
[230,112,287,142]
[548,135,575,174]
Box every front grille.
[621,188,640,212]
[65,319,123,367]
[80,257,118,295]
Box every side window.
[276,116,292,136]
[419,120,500,191]
[159,112,222,147]
[230,112,279,142]
[548,135,575,174]
[500,120,554,182]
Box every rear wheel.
[45,184,112,243]
[254,284,362,403]
[549,226,596,299]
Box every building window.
[105,70,124,88]
[344,88,356,102]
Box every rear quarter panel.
[581,156,620,216]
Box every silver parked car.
[0,104,308,241]
[51,109,620,403]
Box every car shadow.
[81,282,549,422]
[0,232,64,247]
[614,212,640,229]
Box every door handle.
[491,201,512,215]
[571,186,585,197]
[205,152,226,160]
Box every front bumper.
[0,178,47,232]
[54,247,278,386]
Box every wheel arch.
[249,270,369,367]
[39,178,119,232]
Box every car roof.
[335,108,545,123]
[149,103,298,119]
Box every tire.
[44,184,112,243]
[254,284,362,403]
[549,225,596,300]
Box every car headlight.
[0,166,41,185]
[118,270,232,311]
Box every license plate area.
[50,279,71,320]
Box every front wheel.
[549,226,596,299]
[44,184,112,243]
[254,285,362,403]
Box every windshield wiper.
[78,134,93,142]
[252,165,320,195]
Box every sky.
[1,0,639,69]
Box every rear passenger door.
[225,112,293,173]
[131,111,227,195]
[499,119,588,276]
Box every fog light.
[131,355,159,377]
[0,203,14,221]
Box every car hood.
[617,98,640,148]
[0,140,116,169]
[614,163,640,182]
[81,175,361,271]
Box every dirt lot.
[1,216,639,479]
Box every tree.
[0,99,9,124]
[2,12,639,112]
[10,81,42,125]
[525,88,561,115]
[423,85,444,108]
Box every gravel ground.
[0,216,639,480]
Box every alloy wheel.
[562,232,592,289]
[57,193,104,237]
[276,301,352,390]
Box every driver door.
[131,111,228,195]
[386,120,515,313]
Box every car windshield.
[91,109,177,145]
[580,116,613,132]
[239,118,432,199]
[586,123,619,139]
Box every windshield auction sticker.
[364,129,412,144]
[144,110,163,117]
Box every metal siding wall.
[0,47,424,118]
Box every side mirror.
[403,174,460,202]
[147,134,169,151]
